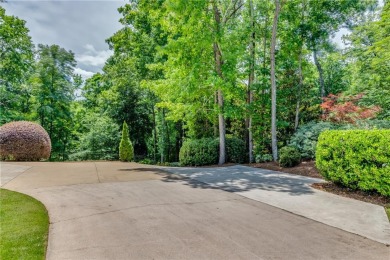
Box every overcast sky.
[2,0,125,79]
[3,1,376,80]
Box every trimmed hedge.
[179,138,219,166]
[279,146,301,168]
[179,137,246,166]
[226,137,246,163]
[316,130,390,196]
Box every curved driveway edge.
[161,165,390,245]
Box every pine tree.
[119,121,134,161]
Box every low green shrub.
[138,158,154,165]
[289,120,390,160]
[226,137,246,163]
[179,137,246,166]
[316,130,390,196]
[179,138,219,166]
[255,153,273,163]
[289,122,338,159]
[279,146,301,167]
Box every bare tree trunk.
[313,49,325,99]
[295,50,303,131]
[152,106,157,163]
[213,3,226,165]
[160,108,165,163]
[247,0,255,163]
[164,109,171,162]
[270,0,282,162]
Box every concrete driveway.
[1,162,389,260]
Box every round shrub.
[316,130,390,196]
[278,146,301,168]
[0,121,51,161]
[179,138,218,166]
[226,137,246,163]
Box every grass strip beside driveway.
[0,188,49,260]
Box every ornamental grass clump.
[119,121,134,161]
[0,121,51,161]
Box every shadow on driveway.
[158,166,317,196]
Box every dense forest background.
[1,0,389,163]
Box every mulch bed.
[250,161,390,207]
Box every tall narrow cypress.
[119,121,134,161]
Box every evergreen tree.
[119,121,134,161]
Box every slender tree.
[270,0,283,161]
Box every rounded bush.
[0,121,51,161]
[179,138,219,166]
[226,137,246,163]
[316,130,390,196]
[279,146,301,168]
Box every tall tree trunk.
[295,49,303,131]
[270,0,282,162]
[160,108,165,163]
[260,12,268,150]
[164,109,171,162]
[152,106,157,163]
[247,0,255,163]
[213,3,226,165]
[313,49,325,99]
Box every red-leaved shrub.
[0,121,51,161]
[320,93,380,124]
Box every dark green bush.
[255,153,273,163]
[289,122,339,159]
[226,137,246,163]
[316,130,390,196]
[279,146,301,167]
[179,137,246,166]
[179,138,219,166]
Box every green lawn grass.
[0,188,49,260]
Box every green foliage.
[119,121,134,161]
[0,7,34,124]
[289,121,339,159]
[69,114,120,161]
[289,120,390,160]
[179,138,219,166]
[278,146,301,168]
[255,153,273,163]
[179,137,246,166]
[33,44,78,160]
[226,137,246,163]
[0,188,49,260]
[316,130,390,196]
[346,2,390,119]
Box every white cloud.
[76,44,113,67]
[74,67,94,80]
